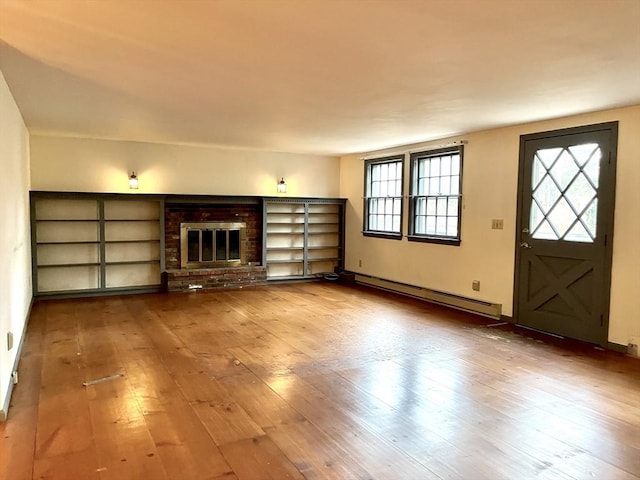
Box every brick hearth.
[163,201,265,291]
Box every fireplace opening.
[181,222,246,269]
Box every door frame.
[513,121,618,346]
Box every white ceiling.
[1,0,639,156]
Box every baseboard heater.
[354,273,502,320]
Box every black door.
[515,122,618,345]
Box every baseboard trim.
[352,272,502,320]
[1,296,34,422]
[606,342,629,355]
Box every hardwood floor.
[1,282,639,480]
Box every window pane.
[431,158,440,177]
[380,163,388,181]
[429,177,439,194]
[415,215,425,234]
[448,197,459,215]
[436,216,447,235]
[426,197,436,215]
[451,175,460,195]
[392,216,400,233]
[440,176,451,195]
[436,197,447,215]
[441,156,451,176]
[451,156,460,175]
[372,164,380,181]
[447,217,458,236]
[426,216,436,234]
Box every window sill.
[363,231,403,240]
[407,235,461,246]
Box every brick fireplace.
[163,200,267,291]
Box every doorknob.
[520,242,532,249]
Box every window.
[409,146,463,245]
[363,156,404,238]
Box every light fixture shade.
[129,171,139,189]
[277,177,287,193]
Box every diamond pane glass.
[547,197,576,238]
[535,219,558,240]
[568,143,598,167]
[565,222,591,243]
[536,148,563,169]
[530,145,599,243]
[583,199,597,238]
[565,173,596,213]
[533,175,561,212]
[530,203,544,233]
[532,157,546,189]
[583,150,601,187]
[550,150,579,191]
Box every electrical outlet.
[472,280,480,291]
[491,219,504,230]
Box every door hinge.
[600,314,604,326]
[604,234,607,246]
[608,152,612,165]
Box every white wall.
[340,105,640,347]
[30,136,340,198]
[0,69,32,419]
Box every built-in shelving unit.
[31,193,163,296]
[263,199,345,280]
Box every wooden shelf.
[36,219,99,222]
[264,199,344,280]
[31,194,164,296]
[37,241,100,245]
[105,239,160,244]
[38,262,101,268]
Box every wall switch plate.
[491,219,504,230]
[472,280,480,291]
[7,331,13,351]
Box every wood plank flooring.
[1,282,639,480]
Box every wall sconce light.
[129,171,139,189]
[277,177,287,193]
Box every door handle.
[520,242,532,249]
